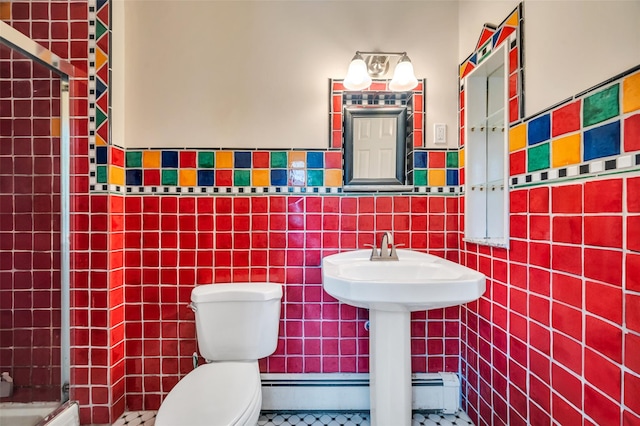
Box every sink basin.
[322,249,486,312]
[321,248,486,426]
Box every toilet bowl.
[155,283,282,426]
[155,362,261,426]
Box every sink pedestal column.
[369,309,412,426]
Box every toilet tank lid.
[191,283,283,303]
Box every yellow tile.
[552,134,581,167]
[95,134,108,146]
[252,169,270,187]
[179,170,197,186]
[289,151,306,169]
[50,118,60,137]
[459,148,465,168]
[505,9,518,27]
[509,123,526,152]
[0,2,11,20]
[143,151,161,168]
[324,169,343,187]
[216,151,233,168]
[95,49,108,70]
[109,166,125,185]
[428,170,445,187]
[623,71,640,113]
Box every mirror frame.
[343,106,407,188]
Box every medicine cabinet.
[463,44,509,247]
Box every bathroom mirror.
[343,106,409,190]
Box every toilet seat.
[156,361,261,426]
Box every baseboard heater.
[261,372,460,414]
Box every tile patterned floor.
[113,410,475,426]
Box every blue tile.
[414,151,427,168]
[584,120,620,161]
[161,151,179,168]
[234,151,252,168]
[197,170,215,186]
[96,146,108,164]
[446,169,459,186]
[270,169,288,186]
[307,152,324,169]
[527,114,551,145]
[125,169,142,186]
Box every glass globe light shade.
[389,56,418,92]
[343,54,372,91]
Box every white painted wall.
[113,1,460,149]
[525,0,640,115]
[459,0,640,118]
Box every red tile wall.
[459,176,640,426]
[120,194,460,410]
[0,43,62,402]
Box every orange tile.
[215,151,233,168]
[324,169,343,187]
[0,2,11,20]
[552,134,581,167]
[428,170,446,187]
[50,118,60,137]
[179,170,197,186]
[623,71,640,113]
[143,151,161,168]
[509,123,526,152]
[252,169,270,187]
[288,151,306,169]
[109,166,125,185]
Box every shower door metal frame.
[1,20,77,402]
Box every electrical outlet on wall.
[434,123,447,144]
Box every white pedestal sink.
[322,249,486,426]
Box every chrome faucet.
[369,232,400,261]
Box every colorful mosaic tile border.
[459,3,524,149]
[91,146,462,194]
[507,67,640,187]
[87,0,108,187]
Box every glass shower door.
[0,41,64,404]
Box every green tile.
[126,151,142,168]
[271,152,288,168]
[583,84,619,127]
[96,20,108,41]
[198,152,215,168]
[162,169,178,185]
[234,170,251,186]
[307,170,324,187]
[95,108,107,128]
[528,143,550,172]
[414,169,427,186]
[96,166,107,183]
[446,151,459,168]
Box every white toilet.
[155,282,283,426]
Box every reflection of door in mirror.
[353,116,397,179]
[343,106,407,189]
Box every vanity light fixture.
[343,51,419,92]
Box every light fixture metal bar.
[356,50,407,57]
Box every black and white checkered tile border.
[509,153,640,187]
[89,185,465,195]
[87,0,97,189]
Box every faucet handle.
[364,243,379,260]
[389,243,404,259]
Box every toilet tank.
[190,283,283,361]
